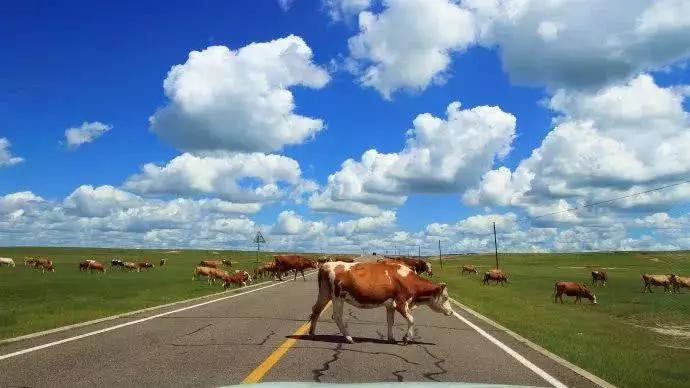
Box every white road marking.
[452,310,567,388]
[0,273,316,361]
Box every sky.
[2,0,690,253]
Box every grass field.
[0,246,313,341]
[432,251,690,388]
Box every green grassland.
[0,246,313,340]
[432,251,690,388]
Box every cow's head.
[430,283,453,316]
[584,288,597,304]
[425,262,433,276]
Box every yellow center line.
[241,301,332,384]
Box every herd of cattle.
[193,259,251,290]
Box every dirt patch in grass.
[644,324,690,338]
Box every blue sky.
[2,0,690,252]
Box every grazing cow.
[111,259,125,269]
[137,262,154,271]
[24,257,38,267]
[641,274,672,293]
[192,266,216,282]
[79,260,92,271]
[591,270,608,286]
[274,255,317,281]
[223,270,252,289]
[0,257,16,267]
[380,256,432,276]
[159,259,166,267]
[34,259,55,273]
[461,265,477,275]
[670,274,690,293]
[554,282,597,304]
[482,269,508,286]
[124,262,139,272]
[309,261,453,344]
[221,259,233,267]
[86,261,106,273]
[199,260,222,269]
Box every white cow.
[0,257,16,267]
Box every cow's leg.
[396,302,415,344]
[386,306,395,343]
[301,269,306,281]
[332,298,353,343]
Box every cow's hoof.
[345,336,354,344]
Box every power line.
[523,178,690,222]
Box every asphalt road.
[0,271,600,387]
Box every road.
[0,271,601,387]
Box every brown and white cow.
[0,257,16,267]
[137,262,154,271]
[124,262,139,272]
[641,274,672,293]
[591,270,608,286]
[380,256,433,276]
[221,259,233,267]
[554,282,597,304]
[34,259,55,273]
[670,274,690,293]
[223,270,252,289]
[274,255,317,281]
[88,261,106,273]
[24,257,38,267]
[482,269,507,286]
[192,266,215,282]
[199,260,222,269]
[461,265,477,275]
[309,261,453,344]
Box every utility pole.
[493,222,499,270]
[438,240,443,269]
[254,231,266,270]
[418,245,421,258]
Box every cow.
[221,259,233,267]
[670,274,690,293]
[0,257,16,267]
[641,274,672,293]
[159,259,167,267]
[380,256,432,276]
[34,259,55,273]
[137,262,154,271]
[124,262,139,272]
[254,262,277,279]
[461,265,477,275]
[199,260,222,269]
[482,269,508,286]
[554,282,597,304]
[86,261,106,273]
[192,266,215,282]
[223,270,252,289]
[591,270,608,286]
[24,257,38,267]
[79,260,93,271]
[208,268,230,285]
[308,261,453,344]
[274,255,317,281]
[111,259,125,269]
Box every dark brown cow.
[591,270,608,286]
[79,260,94,272]
[223,270,252,289]
[274,255,317,281]
[199,260,222,269]
[379,256,433,276]
[461,265,477,275]
[309,261,453,344]
[554,282,597,304]
[159,259,166,267]
[482,269,507,286]
[641,274,672,293]
[670,274,690,293]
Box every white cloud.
[0,138,23,167]
[64,121,112,149]
[347,0,475,98]
[272,210,329,236]
[277,0,294,11]
[63,185,144,217]
[310,101,515,214]
[124,152,301,205]
[468,74,690,223]
[0,192,43,215]
[324,0,371,22]
[150,35,330,153]
[336,210,396,235]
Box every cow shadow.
[288,334,435,346]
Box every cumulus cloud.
[64,121,112,149]
[336,210,396,235]
[271,210,329,236]
[324,0,371,22]
[0,138,23,167]
[150,35,330,153]
[310,101,515,214]
[124,152,302,205]
[348,0,475,98]
[467,74,690,223]
[344,0,690,97]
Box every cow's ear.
[438,283,447,292]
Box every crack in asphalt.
[418,344,448,382]
[392,369,407,382]
[292,345,421,366]
[256,330,276,346]
[183,323,213,337]
[347,309,360,321]
[312,343,343,382]
[170,330,276,347]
